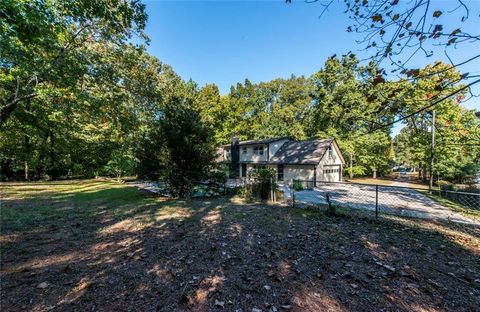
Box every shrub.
[435,180,451,189]
[293,180,304,192]
[441,183,457,191]
[208,168,228,184]
[247,168,277,200]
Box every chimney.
[229,137,240,178]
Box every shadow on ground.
[1,180,479,311]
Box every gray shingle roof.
[237,136,291,146]
[269,139,333,165]
[222,137,291,147]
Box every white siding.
[316,143,343,182]
[239,145,268,163]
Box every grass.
[1,180,480,311]
[0,180,144,232]
[419,190,480,221]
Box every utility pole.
[429,110,436,193]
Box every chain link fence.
[433,189,480,210]
[284,180,479,221]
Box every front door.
[241,164,247,177]
[277,164,284,181]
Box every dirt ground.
[1,180,480,311]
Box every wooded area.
[1,0,479,192]
[1,2,480,311]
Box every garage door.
[323,166,341,182]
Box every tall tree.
[159,98,216,197]
[0,0,147,123]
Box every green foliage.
[293,180,304,192]
[208,164,229,184]
[0,0,476,189]
[435,180,451,189]
[103,150,137,180]
[393,62,480,183]
[0,0,148,122]
[246,168,277,200]
[344,165,366,179]
[159,98,216,198]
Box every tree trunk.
[24,161,29,181]
[373,170,377,179]
[23,99,31,181]
[48,127,56,179]
[349,156,353,179]
[24,135,30,180]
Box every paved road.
[283,183,478,225]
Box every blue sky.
[143,0,480,134]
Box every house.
[217,137,345,183]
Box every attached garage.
[318,165,342,182]
[283,165,315,181]
[269,139,345,183]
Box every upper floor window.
[253,146,264,156]
[242,147,247,154]
[328,146,333,158]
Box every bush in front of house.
[293,180,304,192]
[246,168,277,200]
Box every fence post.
[291,179,295,208]
[375,185,379,221]
[270,177,274,203]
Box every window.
[324,168,339,174]
[253,146,264,156]
[328,146,333,158]
[277,164,284,181]
[242,147,247,154]
[225,149,231,159]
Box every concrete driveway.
[284,182,478,225]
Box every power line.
[368,78,480,133]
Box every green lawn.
[419,190,480,221]
[1,180,479,311]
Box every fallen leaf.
[215,299,225,308]
[37,282,49,289]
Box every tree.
[306,55,396,178]
[307,1,480,84]
[159,98,216,198]
[0,0,148,123]
[393,62,480,183]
